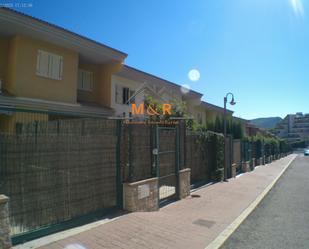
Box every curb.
[204,154,297,249]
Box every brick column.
[0,195,11,249]
[179,168,191,199]
[123,178,159,212]
[231,163,237,178]
[251,158,256,170]
[241,161,250,172]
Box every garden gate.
[154,125,180,206]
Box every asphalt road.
[221,154,309,249]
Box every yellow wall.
[0,37,9,88]
[97,63,123,107]
[206,110,220,122]
[0,112,48,133]
[192,106,207,125]
[1,34,124,108]
[7,35,79,103]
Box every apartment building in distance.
[274,112,309,144]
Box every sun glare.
[289,0,305,18]
[180,84,191,94]
[188,69,200,82]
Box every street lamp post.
[223,92,236,181]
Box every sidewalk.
[17,154,297,249]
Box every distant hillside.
[250,117,282,129]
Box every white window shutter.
[36,50,41,74]
[36,50,63,80]
[115,85,122,104]
[38,50,49,77]
[77,70,94,91]
[50,55,62,80]
[59,56,63,80]
[89,72,94,90]
[84,72,89,90]
[50,55,57,79]
[86,72,91,90]
[78,70,83,89]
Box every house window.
[115,85,135,105]
[78,69,94,91]
[122,87,129,105]
[36,50,63,80]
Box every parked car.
[304,148,309,156]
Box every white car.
[304,148,309,156]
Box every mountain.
[250,117,282,129]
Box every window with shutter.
[36,50,63,80]
[122,87,130,105]
[115,85,135,105]
[77,69,94,91]
[115,85,122,104]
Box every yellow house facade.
[0,8,234,133]
[0,8,126,133]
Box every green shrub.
[194,128,224,181]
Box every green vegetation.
[144,95,188,120]
[246,135,291,157]
[188,116,244,139]
[194,128,225,181]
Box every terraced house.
[0,7,248,248]
[0,8,232,132]
[0,7,127,133]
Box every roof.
[0,95,114,118]
[116,65,203,99]
[201,101,233,114]
[0,7,127,63]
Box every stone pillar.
[0,195,11,249]
[123,178,159,212]
[251,158,256,170]
[179,168,191,199]
[231,163,237,178]
[256,157,261,166]
[241,161,250,173]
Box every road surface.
[221,154,309,249]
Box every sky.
[7,0,309,119]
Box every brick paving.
[30,155,296,249]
